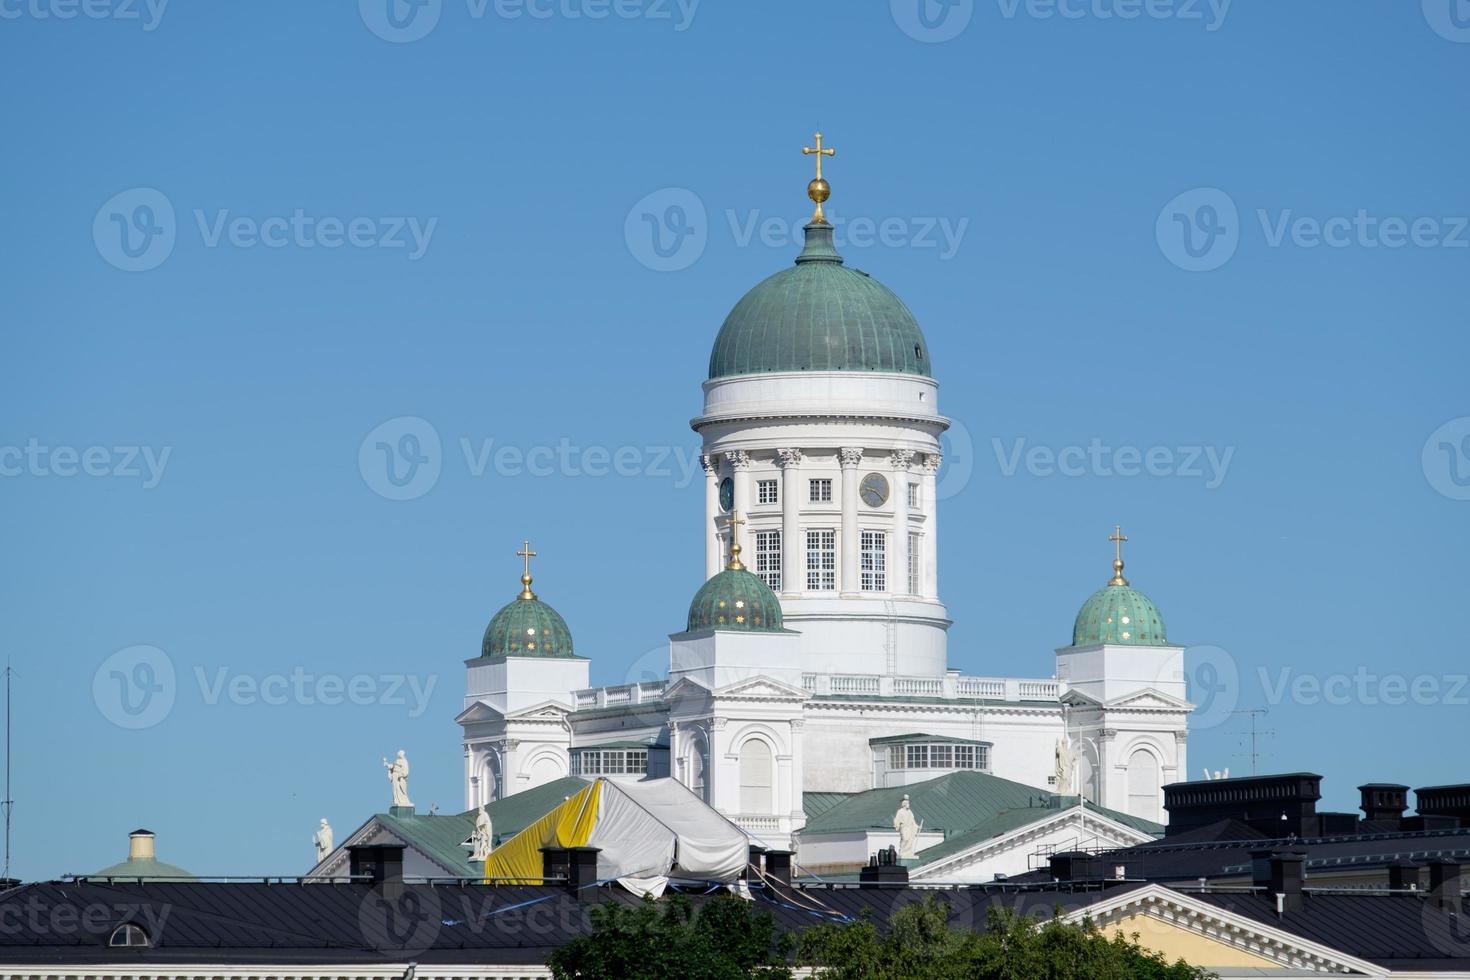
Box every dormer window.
[109,924,150,947]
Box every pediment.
[454,700,506,725]
[714,675,809,701]
[1104,687,1193,711]
[663,677,714,702]
[507,698,574,720]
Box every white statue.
[312,818,334,863]
[383,750,412,807]
[1055,737,1076,797]
[470,804,493,861]
[893,795,923,859]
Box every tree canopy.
[549,892,1214,980]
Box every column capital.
[839,447,865,469]
[726,450,752,471]
[1174,730,1189,743]
[776,448,805,468]
[889,449,917,470]
[701,453,718,476]
[921,452,942,473]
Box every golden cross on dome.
[517,539,538,599]
[727,511,746,571]
[1108,525,1129,587]
[802,132,836,225]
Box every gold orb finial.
[516,539,538,600]
[802,131,836,225]
[1108,525,1129,586]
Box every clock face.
[719,477,734,512]
[860,472,890,507]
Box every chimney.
[1428,859,1463,913]
[1049,851,1094,883]
[764,850,793,886]
[859,847,909,889]
[1252,850,1305,914]
[1387,859,1420,893]
[1359,784,1410,825]
[348,843,407,899]
[128,829,156,862]
[541,846,602,896]
[744,845,766,881]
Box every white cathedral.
[455,142,1192,874]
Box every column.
[702,454,721,579]
[777,449,804,595]
[728,450,752,521]
[839,447,864,595]
[890,450,915,595]
[921,453,941,599]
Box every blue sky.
[2,0,1467,879]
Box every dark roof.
[1015,823,1470,883]
[1192,890,1470,969]
[0,879,1141,966]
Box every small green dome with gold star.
[686,516,785,633]
[482,541,576,658]
[1071,526,1169,647]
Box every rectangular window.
[954,745,975,769]
[574,749,648,776]
[861,530,886,592]
[908,532,922,595]
[929,744,952,769]
[809,478,833,503]
[908,482,920,509]
[755,529,782,591]
[905,744,928,769]
[757,480,779,505]
[889,745,904,770]
[806,529,836,590]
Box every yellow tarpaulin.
[483,781,601,883]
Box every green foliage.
[798,896,1215,980]
[548,893,794,980]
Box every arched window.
[1127,749,1160,821]
[109,924,149,948]
[738,739,773,814]
[688,734,708,802]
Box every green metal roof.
[92,857,195,879]
[1071,582,1168,647]
[800,771,1163,870]
[483,592,575,658]
[802,771,1058,836]
[802,792,855,821]
[376,777,589,874]
[686,567,786,633]
[707,223,931,380]
[868,733,992,747]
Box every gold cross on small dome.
[802,132,836,225]
[727,511,746,571]
[1108,525,1129,586]
[517,539,538,599]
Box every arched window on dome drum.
[1127,749,1160,821]
[739,739,773,815]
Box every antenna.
[2,662,13,880]
[1230,708,1276,776]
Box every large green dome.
[687,567,785,633]
[482,566,575,658]
[707,224,932,380]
